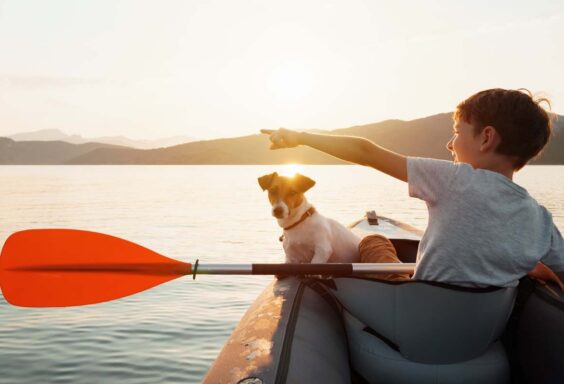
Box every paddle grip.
[252,263,353,275]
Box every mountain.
[7,129,195,149]
[8,129,83,143]
[1,113,562,165]
[0,138,123,164]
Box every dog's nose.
[272,206,284,218]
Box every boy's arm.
[261,129,407,182]
[541,224,564,286]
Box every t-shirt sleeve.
[407,157,458,204]
[541,224,564,272]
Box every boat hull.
[205,215,564,384]
[203,277,350,384]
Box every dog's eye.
[288,190,297,196]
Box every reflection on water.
[0,165,562,383]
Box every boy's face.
[446,120,482,166]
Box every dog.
[258,172,360,264]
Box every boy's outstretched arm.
[261,128,407,182]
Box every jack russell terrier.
[258,172,360,264]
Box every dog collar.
[279,207,316,242]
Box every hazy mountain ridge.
[0,137,125,164]
[7,128,195,149]
[1,113,562,165]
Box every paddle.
[0,229,415,308]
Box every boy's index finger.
[260,129,274,135]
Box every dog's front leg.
[310,244,332,264]
[307,245,333,279]
[276,248,300,280]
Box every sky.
[0,0,563,140]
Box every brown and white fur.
[258,172,360,264]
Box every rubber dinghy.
[204,214,564,384]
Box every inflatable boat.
[204,214,564,384]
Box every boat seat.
[330,278,517,384]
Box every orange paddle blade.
[0,229,191,307]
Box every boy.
[261,88,564,288]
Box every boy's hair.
[454,88,553,169]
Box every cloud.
[372,10,564,49]
[0,75,112,89]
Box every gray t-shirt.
[407,157,564,287]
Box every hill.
[0,138,123,164]
[7,128,195,149]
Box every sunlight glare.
[278,164,305,177]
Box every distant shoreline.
[2,112,562,165]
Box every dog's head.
[258,172,315,219]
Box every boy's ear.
[480,126,500,152]
[258,172,278,191]
[294,173,315,193]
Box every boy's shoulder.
[411,157,525,192]
[407,157,549,216]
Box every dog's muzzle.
[272,203,288,219]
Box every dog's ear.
[258,172,278,191]
[294,173,315,193]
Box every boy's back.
[409,157,563,287]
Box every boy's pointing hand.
[260,128,301,150]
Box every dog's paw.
[304,274,329,280]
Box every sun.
[278,164,305,177]
[266,62,314,102]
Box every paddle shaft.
[196,263,416,275]
[4,262,416,276]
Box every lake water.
[0,165,562,383]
